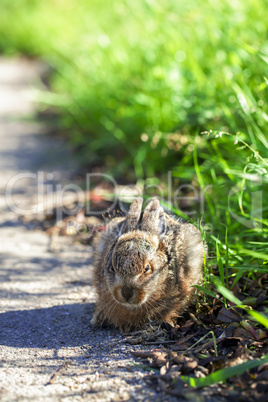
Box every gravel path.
[0,58,174,402]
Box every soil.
[0,57,177,402]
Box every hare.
[91,197,205,331]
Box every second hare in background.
[92,197,205,331]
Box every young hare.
[92,197,205,331]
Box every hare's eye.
[110,265,115,273]
[143,264,151,274]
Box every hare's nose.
[121,287,133,302]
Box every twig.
[45,361,70,385]
[144,340,177,345]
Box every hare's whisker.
[148,298,168,312]
[95,297,114,319]
[101,300,117,326]
[105,301,118,323]
[143,302,150,320]
[146,300,165,323]
[150,299,169,323]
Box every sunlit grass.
[0,0,268,176]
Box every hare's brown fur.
[92,198,205,331]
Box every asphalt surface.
[0,57,176,402]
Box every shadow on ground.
[0,302,97,349]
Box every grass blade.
[181,355,268,388]
[211,275,268,329]
[224,226,229,288]
[248,310,268,329]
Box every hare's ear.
[141,198,166,237]
[122,197,143,233]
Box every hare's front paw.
[91,308,111,328]
[90,308,104,326]
[90,314,98,326]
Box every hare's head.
[103,198,168,308]
[105,231,168,308]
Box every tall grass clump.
[0,0,267,178]
[0,0,267,277]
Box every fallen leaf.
[240,320,258,340]
[217,307,241,323]
[233,327,255,341]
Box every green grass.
[0,0,268,177]
[0,0,267,387]
[181,354,268,388]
